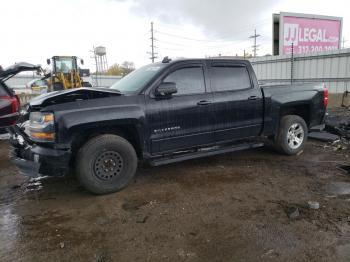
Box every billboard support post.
[291,42,294,84]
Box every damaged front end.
[9,115,71,177]
[9,87,121,177]
[28,87,122,108]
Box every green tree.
[121,61,135,76]
[106,63,123,76]
[106,61,135,76]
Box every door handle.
[197,100,212,106]
[248,96,259,100]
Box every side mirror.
[80,59,84,65]
[155,82,177,97]
[46,59,51,65]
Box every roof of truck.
[159,57,251,65]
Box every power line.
[156,30,221,43]
[157,38,250,49]
[249,29,260,57]
[156,29,258,44]
[155,17,271,42]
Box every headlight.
[29,112,55,142]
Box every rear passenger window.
[211,66,251,92]
[163,67,205,95]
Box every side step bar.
[150,142,264,167]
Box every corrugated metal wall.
[250,48,350,93]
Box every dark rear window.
[211,66,251,92]
[0,83,9,96]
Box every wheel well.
[280,104,310,127]
[70,125,142,159]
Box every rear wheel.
[76,134,137,194]
[274,115,307,155]
[53,83,64,91]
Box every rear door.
[145,62,215,154]
[0,82,19,128]
[209,61,264,142]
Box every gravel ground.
[1,122,350,261]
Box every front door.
[145,63,215,154]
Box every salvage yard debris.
[308,131,339,142]
[307,201,320,210]
[337,164,350,175]
[325,109,350,140]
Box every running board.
[150,142,264,167]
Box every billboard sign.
[278,13,342,55]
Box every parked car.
[26,79,48,94]
[0,63,41,129]
[9,58,327,194]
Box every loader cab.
[46,56,85,91]
[47,56,83,72]
[53,56,77,74]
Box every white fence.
[250,48,350,94]
[90,75,122,88]
[6,75,121,89]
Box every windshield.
[110,63,166,94]
[54,58,75,73]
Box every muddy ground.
[1,124,350,261]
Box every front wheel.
[76,134,138,194]
[274,115,308,155]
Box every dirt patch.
[1,129,350,261]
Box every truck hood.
[29,87,122,108]
[0,62,41,81]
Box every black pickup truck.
[9,58,327,194]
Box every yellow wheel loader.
[46,56,91,91]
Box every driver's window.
[163,67,205,96]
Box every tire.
[53,83,64,91]
[76,134,138,194]
[82,82,92,87]
[274,115,308,155]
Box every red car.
[0,63,41,129]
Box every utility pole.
[343,37,347,49]
[149,22,158,63]
[249,29,260,57]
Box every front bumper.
[9,129,71,177]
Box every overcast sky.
[1,0,349,70]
